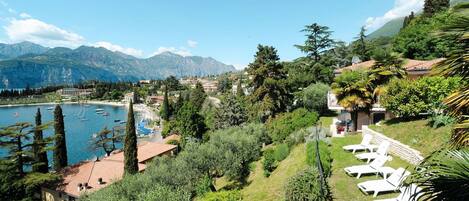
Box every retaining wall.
[362,125,424,165]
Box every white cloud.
[151,47,192,57]
[365,0,424,31]
[4,18,85,48]
[93,41,144,57]
[187,40,198,48]
[19,12,31,19]
[8,8,15,14]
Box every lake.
[0,103,142,165]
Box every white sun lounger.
[343,134,378,153]
[356,141,390,163]
[374,184,423,201]
[357,168,411,197]
[344,155,389,178]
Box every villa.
[41,142,177,201]
[328,58,444,131]
[180,77,219,92]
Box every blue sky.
[0,0,426,69]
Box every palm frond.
[407,149,469,200]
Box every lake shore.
[0,100,125,108]
[0,100,159,121]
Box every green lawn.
[369,119,451,156]
[235,144,308,201]
[330,135,414,201]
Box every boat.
[102,112,109,116]
[84,105,91,107]
[47,107,54,110]
[96,111,104,114]
[95,108,104,112]
[114,119,121,122]
[13,112,19,117]
[120,121,127,124]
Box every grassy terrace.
[369,119,451,156]
[215,144,307,201]
[330,135,414,201]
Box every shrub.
[267,108,318,143]
[306,141,332,177]
[274,143,290,162]
[263,148,276,177]
[284,168,332,201]
[381,77,463,118]
[195,175,213,197]
[166,139,179,146]
[285,127,309,147]
[299,83,330,115]
[201,190,242,201]
[429,114,455,128]
[161,120,178,138]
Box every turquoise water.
[0,103,139,165]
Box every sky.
[0,0,427,69]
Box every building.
[41,142,177,201]
[56,88,94,97]
[123,92,137,103]
[180,78,219,93]
[146,95,164,105]
[328,58,443,131]
[138,80,151,84]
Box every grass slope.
[330,135,414,201]
[240,144,307,201]
[369,119,451,156]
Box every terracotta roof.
[106,142,176,163]
[335,58,445,74]
[57,142,176,197]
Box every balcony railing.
[327,91,385,111]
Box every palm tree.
[369,50,407,96]
[407,148,469,200]
[331,70,373,131]
[432,3,469,147]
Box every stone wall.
[362,125,424,165]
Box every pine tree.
[32,108,49,173]
[295,23,334,62]
[247,45,291,122]
[160,87,171,121]
[423,0,450,17]
[124,101,138,175]
[353,26,370,61]
[0,122,34,176]
[53,105,67,171]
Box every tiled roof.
[57,142,176,197]
[334,58,445,74]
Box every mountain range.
[367,0,468,39]
[0,42,235,88]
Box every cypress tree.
[32,108,49,173]
[236,79,244,97]
[124,100,138,175]
[53,105,67,171]
[160,87,171,121]
[190,82,207,111]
